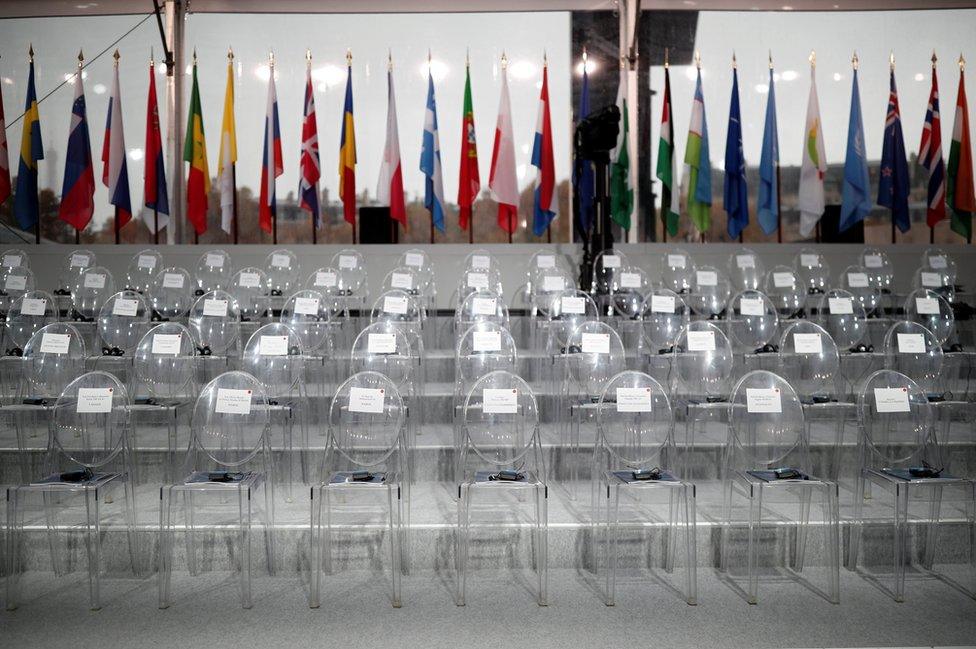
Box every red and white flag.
[376,63,405,226]
[489,59,518,233]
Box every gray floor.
[2,567,975,649]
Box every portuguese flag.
[948,65,975,240]
[458,63,480,231]
[184,58,210,236]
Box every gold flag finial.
[192,48,198,65]
[78,49,84,67]
[346,49,352,66]
[852,50,858,70]
[388,49,393,71]
[305,48,311,66]
[694,50,701,69]
[113,49,120,64]
[28,44,34,63]
[228,46,234,61]
[931,50,937,68]
[732,51,737,69]
[269,50,275,68]
[664,47,669,69]
[501,51,508,70]
[768,49,773,69]
[959,53,965,72]
[889,51,895,71]
[809,50,816,68]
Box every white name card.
[405,252,424,268]
[472,330,502,352]
[338,254,358,269]
[696,270,717,286]
[202,299,228,317]
[467,272,489,290]
[137,254,157,269]
[349,387,385,413]
[651,294,675,314]
[383,295,409,315]
[793,332,823,354]
[897,333,926,354]
[536,254,556,269]
[162,273,185,289]
[746,388,782,413]
[686,330,716,352]
[205,253,225,268]
[40,332,71,354]
[739,297,765,316]
[667,254,686,269]
[773,272,795,288]
[83,272,106,289]
[483,388,518,413]
[76,387,114,413]
[828,297,854,314]
[736,255,755,269]
[69,253,90,268]
[561,296,586,314]
[847,272,869,288]
[602,254,621,269]
[112,298,139,317]
[3,254,22,267]
[616,387,652,412]
[800,253,821,268]
[390,272,413,290]
[471,297,497,315]
[238,272,262,288]
[929,255,948,269]
[471,255,491,269]
[874,387,910,413]
[21,297,47,316]
[5,275,26,291]
[920,272,942,287]
[216,388,252,414]
[581,332,610,354]
[259,335,289,356]
[314,271,338,288]
[294,296,320,315]
[271,253,291,268]
[367,333,397,354]
[619,272,642,289]
[864,254,884,268]
[152,333,183,355]
[915,297,940,315]
[543,275,566,292]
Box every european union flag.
[878,68,910,233]
[840,67,871,232]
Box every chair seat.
[866,467,972,487]
[172,470,265,491]
[23,471,121,491]
[608,469,684,485]
[734,468,832,488]
[326,471,397,486]
[467,470,543,488]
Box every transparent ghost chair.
[859,247,895,297]
[777,321,851,482]
[726,291,780,368]
[637,289,690,383]
[306,267,357,356]
[57,248,96,296]
[913,266,955,304]
[6,371,139,611]
[542,289,600,391]
[148,267,193,323]
[919,247,957,286]
[67,266,114,351]
[1,248,29,270]
[558,321,626,496]
[309,371,406,609]
[231,267,272,346]
[2,323,88,484]
[455,289,509,338]
[455,266,504,314]
[794,248,831,296]
[589,249,628,312]
[529,267,575,327]
[265,248,301,299]
[158,371,276,609]
[456,370,547,606]
[719,370,840,604]
[610,265,650,355]
[0,265,35,318]
[93,291,151,386]
[371,289,425,354]
[687,265,731,320]
[816,289,873,400]
[671,321,735,479]
[728,248,764,292]
[242,323,310,498]
[841,265,884,317]
[382,266,431,344]
[398,247,435,292]
[131,323,198,484]
[462,248,498,273]
[764,266,806,319]
[194,249,232,296]
[5,290,59,356]
[331,248,369,326]
[453,322,519,482]
[904,289,955,349]
[279,290,337,399]
[847,369,975,602]
[124,249,163,294]
[660,248,696,295]
[593,370,697,606]
[187,290,241,384]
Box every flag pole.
[770,51,782,244]
[890,51,897,245]
[930,50,937,245]
[113,49,122,245]
[696,50,704,245]
[307,49,317,245]
[29,45,40,244]
[231,47,239,245]
[662,47,668,244]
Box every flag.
[798,64,827,237]
[217,54,237,234]
[878,67,910,234]
[656,64,679,237]
[458,62,480,231]
[0,70,10,206]
[102,57,132,231]
[144,58,169,231]
[489,60,518,234]
[299,62,321,230]
[724,66,748,239]
[610,75,632,230]
[840,67,871,232]
[758,67,780,235]
[532,62,557,236]
[339,61,356,226]
[258,61,283,235]
[574,55,595,233]
[58,63,94,231]
[684,68,712,233]
[420,66,446,233]
[377,61,405,226]
[948,64,975,240]
[14,55,42,232]
[183,59,209,235]
[919,63,946,228]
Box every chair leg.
[123,473,142,577]
[42,490,64,578]
[684,484,698,606]
[605,484,618,607]
[537,484,548,607]
[456,484,470,606]
[893,482,909,603]
[239,486,253,609]
[158,487,173,609]
[794,487,812,572]
[6,488,22,611]
[719,478,733,573]
[847,473,865,571]
[84,488,102,610]
[309,488,321,608]
[747,484,762,605]
[823,483,841,604]
[184,491,197,576]
[922,484,943,571]
[264,477,276,577]
[666,487,678,574]
[389,486,402,608]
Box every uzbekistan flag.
[299,62,321,229]
[489,58,518,234]
[531,61,556,236]
[183,57,210,235]
[377,62,405,226]
[144,57,169,231]
[14,54,43,231]
[420,66,446,233]
[102,55,132,230]
[684,67,712,234]
[919,63,946,228]
[339,58,357,226]
[58,62,95,231]
[259,59,283,235]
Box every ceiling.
[0,0,974,17]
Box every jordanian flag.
[656,64,679,236]
[948,65,975,240]
[684,67,712,234]
[610,77,632,230]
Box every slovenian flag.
[377,60,405,226]
[102,53,132,231]
[259,58,283,236]
[299,61,321,230]
[420,63,446,233]
[59,60,95,232]
[144,57,169,231]
[531,60,556,236]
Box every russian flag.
[531,61,556,236]
[102,55,132,231]
[260,59,283,236]
[58,64,95,232]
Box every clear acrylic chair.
[194,249,232,296]
[816,289,873,399]
[462,248,499,273]
[720,370,841,605]
[1,265,35,319]
[67,266,113,351]
[57,249,96,298]
[840,265,883,318]
[187,289,241,384]
[913,266,956,304]
[158,370,276,609]
[859,247,895,297]
[93,290,151,387]
[660,248,696,295]
[6,370,139,610]
[725,290,780,365]
[687,265,731,320]
[330,249,369,327]
[593,370,697,606]
[132,323,198,484]
[903,289,955,349]
[455,289,509,338]
[279,289,338,399]
[847,369,975,602]
[763,266,805,319]
[309,371,406,609]
[456,370,547,606]
[264,248,301,299]
[636,288,690,385]
[5,290,59,357]
[148,267,193,323]
[794,248,831,297]
[350,322,420,444]
[124,249,163,294]
[728,248,764,292]
[371,289,425,360]
[542,289,599,392]
[609,265,649,355]
[919,247,956,283]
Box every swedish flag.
[14,52,43,231]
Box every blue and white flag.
[758,67,779,235]
[420,68,446,233]
[840,66,871,232]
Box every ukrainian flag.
[14,56,43,231]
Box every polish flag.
[377,64,405,226]
[489,59,518,234]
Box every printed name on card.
[616,387,652,412]
[696,270,717,286]
[314,271,338,287]
[259,335,289,356]
[874,387,910,413]
[828,297,854,314]
[21,297,47,316]
[216,388,253,414]
[137,254,156,269]
[472,330,502,352]
[83,272,106,289]
[162,273,185,289]
[746,387,782,413]
[793,332,823,354]
[581,332,610,354]
[651,294,675,313]
[203,299,228,317]
[383,295,409,314]
[205,253,225,268]
[483,388,518,413]
[238,272,261,288]
[271,253,291,268]
[405,252,424,267]
[897,333,926,354]
[349,387,385,413]
[739,297,765,316]
[152,333,183,355]
[686,330,716,351]
[667,254,685,268]
[40,332,71,354]
[112,298,139,316]
[915,297,940,315]
[561,296,586,314]
[77,387,114,413]
[367,333,397,354]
